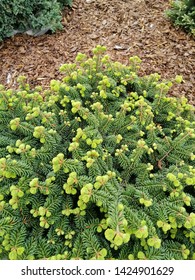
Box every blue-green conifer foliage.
[0,0,72,41]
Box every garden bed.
[0,0,194,104]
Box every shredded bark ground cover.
[0,0,194,104]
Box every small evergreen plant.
[0,46,195,260]
[0,0,73,41]
[166,0,195,36]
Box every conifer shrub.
[166,0,195,36]
[0,46,195,260]
[0,0,73,41]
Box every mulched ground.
[0,0,194,104]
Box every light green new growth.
[0,45,195,260]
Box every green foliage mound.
[0,46,195,260]
[166,0,195,36]
[0,0,72,41]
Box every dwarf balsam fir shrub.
[0,46,195,260]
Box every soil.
[0,0,194,104]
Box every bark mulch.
[0,0,194,104]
